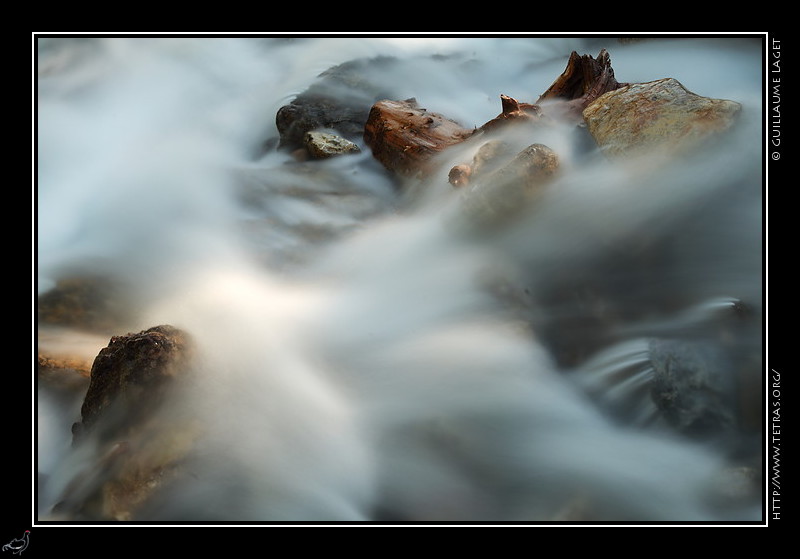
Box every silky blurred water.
[35,35,764,523]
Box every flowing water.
[35,35,764,523]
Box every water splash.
[36,35,763,523]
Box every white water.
[35,35,763,523]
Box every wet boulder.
[582,77,742,160]
[73,325,194,442]
[52,325,197,521]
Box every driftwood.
[364,50,625,180]
[363,98,476,178]
[478,95,546,134]
[535,48,627,121]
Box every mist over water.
[36,36,763,523]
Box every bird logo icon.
[2,531,29,555]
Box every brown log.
[363,98,476,178]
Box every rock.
[54,325,197,521]
[74,325,193,441]
[448,164,472,188]
[470,140,514,177]
[648,338,737,438]
[275,56,399,151]
[37,275,134,333]
[449,139,512,188]
[38,353,92,384]
[276,99,367,151]
[457,143,560,229]
[38,328,109,377]
[273,52,477,154]
[711,465,760,505]
[303,131,361,159]
[582,77,742,160]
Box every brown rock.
[448,164,472,188]
[75,325,193,439]
[37,327,112,402]
[582,77,742,160]
[55,325,197,521]
[38,353,92,393]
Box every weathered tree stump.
[535,48,627,122]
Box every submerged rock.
[37,275,134,333]
[648,338,737,438]
[449,139,513,188]
[457,143,560,229]
[582,77,742,160]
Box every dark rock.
[74,325,193,442]
[275,56,399,151]
[54,325,197,520]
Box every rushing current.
[35,35,764,523]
